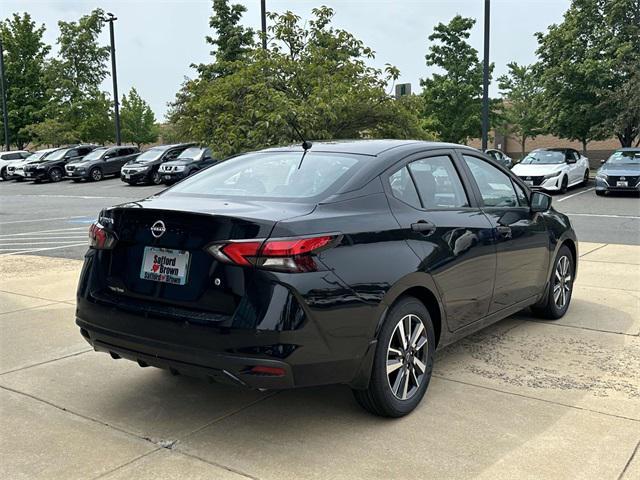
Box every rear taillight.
[208,234,340,273]
[88,222,117,250]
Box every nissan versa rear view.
[77,140,577,417]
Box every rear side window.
[170,152,362,200]
[389,167,421,208]
[463,155,518,207]
[408,156,469,209]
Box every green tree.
[0,13,51,149]
[420,15,492,144]
[120,88,158,147]
[196,0,256,79]
[536,0,640,149]
[23,118,78,146]
[498,63,545,155]
[169,6,426,157]
[29,9,112,144]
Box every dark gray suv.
[66,146,140,182]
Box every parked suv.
[159,147,216,184]
[24,145,97,182]
[8,148,60,181]
[121,144,194,185]
[0,151,31,180]
[66,146,140,182]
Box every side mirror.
[600,159,606,164]
[531,191,552,213]
[566,157,577,164]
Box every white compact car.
[512,148,590,193]
[5,148,61,181]
[0,150,31,180]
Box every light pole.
[0,37,10,151]
[481,0,491,151]
[261,0,267,49]
[103,13,121,145]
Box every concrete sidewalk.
[1,243,638,479]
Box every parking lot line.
[0,227,87,236]
[0,243,88,256]
[0,216,88,225]
[556,187,595,202]
[566,213,640,219]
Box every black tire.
[581,170,589,186]
[48,167,63,182]
[531,245,574,320]
[560,176,568,194]
[150,169,162,185]
[0,167,8,181]
[89,167,103,182]
[352,296,435,417]
[72,178,82,183]
[596,190,605,196]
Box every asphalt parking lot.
[1,176,639,479]
[0,176,638,260]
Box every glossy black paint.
[77,140,577,390]
[120,143,194,185]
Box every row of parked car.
[486,146,640,195]
[0,143,217,186]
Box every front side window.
[463,155,518,208]
[513,181,529,207]
[389,167,421,208]
[408,156,469,209]
[170,152,361,200]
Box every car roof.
[259,139,466,157]
[149,143,194,151]
[616,147,640,152]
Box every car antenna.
[286,115,312,169]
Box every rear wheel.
[581,170,589,186]
[352,296,435,417]
[49,167,63,182]
[531,245,574,319]
[89,167,103,182]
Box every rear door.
[459,152,549,312]
[384,150,497,330]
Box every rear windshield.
[520,151,565,165]
[606,150,640,164]
[169,151,362,200]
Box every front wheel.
[531,245,574,319]
[352,296,435,417]
[560,176,568,194]
[150,170,162,185]
[89,167,103,182]
[48,167,63,182]
[0,167,8,181]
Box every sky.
[4,0,571,120]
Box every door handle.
[411,220,436,235]
[496,225,512,239]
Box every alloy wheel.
[50,168,62,182]
[386,314,429,400]
[553,255,572,309]
[91,168,103,181]
[151,171,162,185]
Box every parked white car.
[512,148,590,193]
[5,148,60,181]
[0,150,31,180]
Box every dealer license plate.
[140,247,190,285]
[617,181,628,187]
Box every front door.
[385,151,497,330]
[459,153,550,312]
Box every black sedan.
[66,146,140,181]
[595,148,640,195]
[158,147,216,184]
[24,145,97,182]
[77,140,577,417]
[120,143,193,185]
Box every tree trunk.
[581,139,588,155]
[521,137,526,157]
